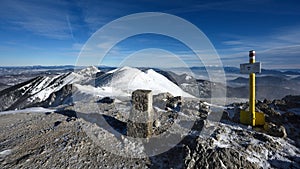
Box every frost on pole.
[127,90,153,138]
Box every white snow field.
[83,66,194,98]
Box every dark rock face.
[0,76,44,111]
[166,96,182,112]
[153,92,173,110]
[97,97,114,104]
[256,101,282,125]
[38,84,74,108]
[256,97,300,142]
[264,122,287,138]
[152,110,178,135]
[153,93,182,112]
[0,72,79,111]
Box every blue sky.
[0,0,299,69]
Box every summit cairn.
[127,90,154,138]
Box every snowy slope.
[29,72,85,102]
[31,66,101,103]
[0,70,88,110]
[77,66,100,77]
[0,107,54,115]
[0,66,194,111]
[94,67,194,97]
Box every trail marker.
[127,90,153,138]
[240,62,261,74]
[240,50,265,126]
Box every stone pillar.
[127,90,153,138]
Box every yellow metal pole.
[249,50,256,126]
[240,50,264,126]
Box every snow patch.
[185,75,192,81]
[74,84,130,98]
[0,149,12,157]
[0,107,54,115]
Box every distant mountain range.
[1,65,300,75]
[0,65,299,111]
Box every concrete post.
[127,89,153,138]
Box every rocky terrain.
[1,94,299,168]
[0,66,300,168]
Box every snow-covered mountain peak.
[0,66,195,111]
[107,66,139,74]
[101,67,194,97]
[77,66,100,77]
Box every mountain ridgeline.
[0,66,300,111]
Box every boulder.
[264,122,287,138]
[153,92,173,110]
[97,97,114,104]
[153,93,182,112]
